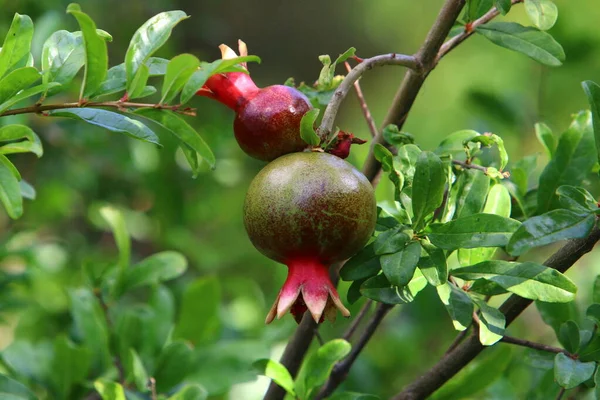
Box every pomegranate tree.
[243,152,377,323]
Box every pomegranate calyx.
[327,131,367,159]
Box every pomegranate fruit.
[197,41,312,161]
[243,152,377,323]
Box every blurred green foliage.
[0,0,599,399]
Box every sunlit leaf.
[524,0,558,31]
[253,359,296,397]
[0,14,34,79]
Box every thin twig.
[556,388,566,400]
[342,300,373,341]
[500,335,573,357]
[318,53,420,141]
[344,61,378,138]
[314,304,393,400]
[452,159,490,174]
[0,101,196,117]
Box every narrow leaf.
[253,359,296,397]
[161,54,200,104]
[339,242,381,281]
[98,205,130,272]
[381,241,421,287]
[472,297,505,345]
[0,154,22,219]
[0,67,40,104]
[0,82,61,114]
[300,340,351,398]
[0,14,34,79]
[495,0,512,15]
[535,122,555,159]
[128,64,150,99]
[582,80,600,165]
[0,124,43,157]
[412,151,446,230]
[299,108,320,146]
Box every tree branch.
[344,62,378,138]
[342,299,373,341]
[500,335,573,357]
[393,227,600,400]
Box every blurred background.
[0,0,599,399]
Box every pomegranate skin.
[233,85,312,161]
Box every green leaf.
[124,349,148,392]
[135,108,215,169]
[453,170,490,220]
[435,129,479,158]
[586,304,600,328]
[582,81,600,165]
[180,55,260,104]
[360,270,427,304]
[0,67,40,104]
[472,297,505,345]
[557,185,598,216]
[412,151,446,230]
[122,251,187,292]
[381,241,421,287]
[299,339,351,399]
[452,261,577,302]
[373,227,411,255]
[47,108,160,145]
[507,209,596,256]
[0,14,34,79]
[125,11,189,89]
[524,0,558,31]
[93,379,125,400]
[128,64,150,99]
[66,4,108,98]
[476,22,565,66]
[316,47,355,90]
[161,54,200,104]
[51,336,92,399]
[468,134,508,171]
[154,341,194,393]
[299,108,320,146]
[328,393,379,400]
[427,213,521,250]
[98,205,130,272]
[467,0,493,21]
[0,154,22,219]
[383,125,414,147]
[253,359,296,397]
[2,341,52,385]
[537,111,595,213]
[173,277,221,345]
[558,320,580,354]
[0,374,37,400]
[41,30,85,95]
[0,82,60,114]
[537,301,579,334]
[436,283,474,331]
[419,238,448,286]
[340,242,381,281]
[168,385,208,400]
[594,276,600,304]
[0,124,43,157]
[554,353,595,389]
[495,0,512,15]
[535,122,555,159]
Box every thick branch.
[0,101,196,117]
[318,53,420,141]
[393,227,600,400]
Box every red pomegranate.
[197,41,312,161]
[243,152,377,323]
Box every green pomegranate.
[244,152,377,323]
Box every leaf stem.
[500,335,574,357]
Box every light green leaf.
[381,241,421,287]
[535,122,555,159]
[122,251,187,292]
[299,339,351,399]
[582,81,600,166]
[125,11,189,89]
[41,30,85,95]
[47,108,160,145]
[554,353,595,389]
[427,213,521,250]
[507,209,596,256]
[161,54,200,104]
[128,64,150,99]
[19,180,35,200]
[0,14,34,79]
[524,0,558,31]
[472,297,505,345]
[253,359,296,397]
[0,67,40,104]
[436,283,474,331]
[0,124,42,157]
[0,154,22,219]
[67,4,108,98]
[299,108,320,146]
[93,379,125,400]
[173,277,221,345]
[452,261,577,302]
[412,151,446,230]
[476,22,565,66]
[124,349,148,392]
[168,385,208,400]
[0,82,60,114]
[51,336,91,399]
[98,205,130,272]
[0,374,37,400]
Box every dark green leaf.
[436,283,474,331]
[452,261,577,302]
[41,30,85,95]
[0,155,22,219]
[557,185,598,216]
[0,374,37,400]
[467,0,493,21]
[535,122,555,159]
[586,304,600,327]
[472,297,505,345]
[93,380,125,400]
[469,279,508,295]
[537,301,578,334]
[476,22,565,66]
[382,125,414,147]
[299,108,320,146]
[300,339,351,399]
[253,359,295,397]
[537,111,594,213]
[124,349,148,392]
[51,336,91,399]
[412,151,446,230]
[0,82,60,114]
[340,242,381,281]
[507,209,596,256]
[419,238,448,286]
[154,341,194,392]
[135,108,215,169]
[168,385,208,400]
[373,227,411,256]
[0,14,33,79]
[122,251,187,292]
[161,54,200,104]
[0,124,43,157]
[47,108,159,145]
[582,81,600,165]
[524,0,558,31]
[173,277,221,345]
[427,213,520,250]
[125,11,189,88]
[453,170,490,220]
[2,341,52,385]
[558,320,580,354]
[347,279,366,304]
[495,0,512,15]
[67,4,108,98]
[381,241,421,287]
[554,353,595,389]
[360,271,427,304]
[0,67,40,104]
